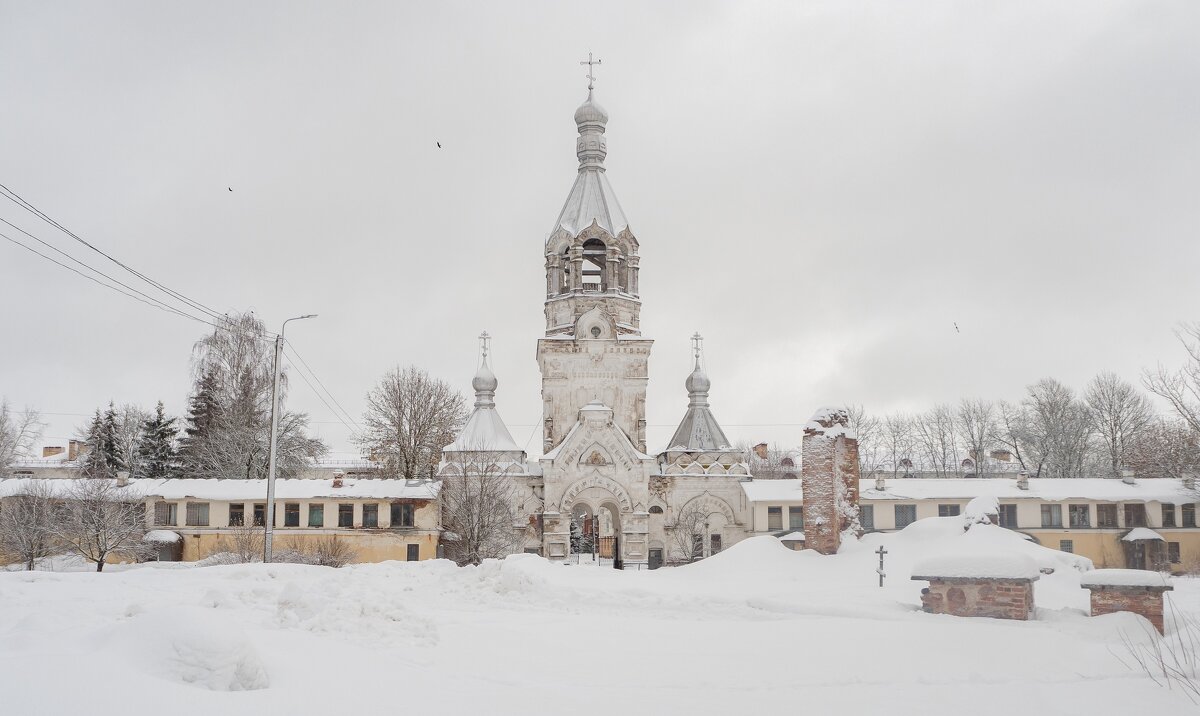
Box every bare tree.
[180,312,326,479]
[667,503,708,564]
[956,399,998,476]
[912,405,959,477]
[54,480,149,572]
[1127,418,1200,480]
[0,399,42,468]
[846,405,882,480]
[439,449,521,566]
[1024,378,1094,478]
[1085,371,1154,477]
[879,413,916,477]
[996,400,1037,474]
[359,366,467,479]
[0,481,56,570]
[1145,323,1200,434]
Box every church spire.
[667,333,732,451]
[445,331,522,454]
[471,330,497,408]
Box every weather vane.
[580,52,602,90]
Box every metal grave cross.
[876,545,888,587]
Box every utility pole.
[263,314,316,563]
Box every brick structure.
[801,408,861,555]
[913,576,1038,620]
[1081,569,1174,634]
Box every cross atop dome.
[580,52,602,91]
[478,330,491,365]
[691,332,704,368]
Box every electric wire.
[282,342,362,430]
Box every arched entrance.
[569,500,623,569]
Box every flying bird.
[436,141,442,149]
[228,187,232,192]
[954,322,960,333]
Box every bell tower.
[537,61,653,455]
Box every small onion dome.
[574,90,609,126]
[472,363,498,394]
[685,364,711,395]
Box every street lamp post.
[263,314,316,563]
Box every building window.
[1169,542,1181,564]
[788,506,803,529]
[185,502,209,527]
[253,503,266,527]
[1124,504,1147,528]
[860,505,875,531]
[1097,504,1118,528]
[284,503,300,527]
[391,502,415,528]
[767,506,783,531]
[710,534,722,555]
[938,504,960,517]
[1060,539,1074,554]
[228,503,245,527]
[338,504,354,528]
[649,505,664,514]
[362,504,378,528]
[1185,504,1197,528]
[308,503,324,528]
[1068,504,1090,528]
[1163,504,1177,528]
[154,501,177,526]
[998,504,1017,528]
[1041,504,1062,528]
[406,544,420,561]
[895,505,917,528]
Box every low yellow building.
[743,476,1200,574]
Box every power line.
[283,342,361,430]
[281,351,358,439]
[0,183,238,327]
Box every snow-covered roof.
[912,551,1041,580]
[665,360,733,453]
[1121,528,1164,542]
[1080,569,1172,588]
[742,477,1200,504]
[444,355,524,454]
[0,477,439,501]
[143,530,181,543]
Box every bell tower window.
[582,239,606,291]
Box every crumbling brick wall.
[917,578,1036,620]
[1088,586,1172,634]
[801,408,861,555]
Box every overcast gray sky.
[2,1,1198,456]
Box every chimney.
[1017,470,1029,490]
[332,471,345,489]
[752,443,768,461]
[874,474,886,492]
[68,440,84,460]
[116,471,129,487]
[42,446,64,458]
[1121,468,1136,485]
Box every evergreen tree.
[137,401,179,479]
[81,405,122,478]
[178,369,221,476]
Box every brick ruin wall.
[919,578,1036,621]
[1089,586,1171,634]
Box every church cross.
[479,330,491,363]
[691,332,704,366]
[580,52,602,90]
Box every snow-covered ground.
[2,518,1198,715]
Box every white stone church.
[438,83,754,569]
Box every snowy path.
[2,528,1198,715]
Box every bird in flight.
[228,187,232,192]
[436,141,442,149]
[954,322,960,333]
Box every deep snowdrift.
[1,517,1196,715]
